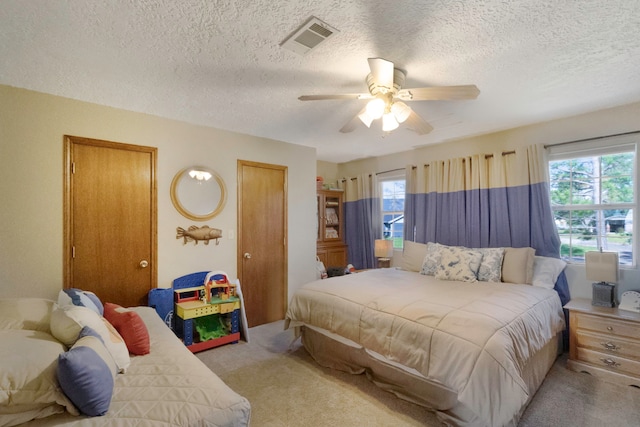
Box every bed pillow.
[532,256,567,289]
[50,305,130,373]
[420,242,447,275]
[502,247,536,284]
[435,246,483,282]
[0,298,55,332]
[400,241,428,272]
[103,302,150,355]
[58,288,104,316]
[57,326,117,416]
[0,329,78,426]
[474,247,505,282]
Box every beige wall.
[329,101,640,301]
[0,85,318,302]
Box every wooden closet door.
[237,160,287,327]
[64,136,157,307]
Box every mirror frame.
[170,166,227,221]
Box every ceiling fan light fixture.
[366,98,386,119]
[382,112,399,132]
[358,110,374,127]
[391,101,411,123]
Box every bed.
[1,297,251,427]
[285,244,567,427]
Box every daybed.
[0,296,251,427]
[285,243,567,427]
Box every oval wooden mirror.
[170,166,227,221]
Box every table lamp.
[586,250,619,307]
[375,239,394,268]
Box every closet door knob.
[139,260,149,268]
[244,253,252,259]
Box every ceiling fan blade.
[299,93,371,101]
[367,58,394,92]
[397,85,480,101]
[339,108,367,133]
[404,111,434,135]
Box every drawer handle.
[606,326,614,331]
[600,358,621,368]
[600,342,620,351]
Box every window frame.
[378,171,406,250]
[547,135,638,267]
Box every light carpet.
[196,321,640,426]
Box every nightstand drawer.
[575,330,640,360]
[574,312,640,340]
[577,347,640,377]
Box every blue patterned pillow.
[420,242,446,275]
[435,246,483,282]
[474,247,505,282]
[57,326,117,416]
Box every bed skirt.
[299,325,560,427]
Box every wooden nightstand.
[565,298,640,387]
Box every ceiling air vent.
[280,17,339,56]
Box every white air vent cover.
[280,17,339,56]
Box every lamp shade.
[585,251,619,283]
[382,112,399,132]
[375,239,394,258]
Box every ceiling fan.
[299,58,480,135]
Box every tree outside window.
[549,151,634,265]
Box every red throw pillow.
[103,303,150,355]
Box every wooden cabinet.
[565,298,640,387]
[317,190,347,268]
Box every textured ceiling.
[1,0,640,163]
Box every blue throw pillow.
[57,326,117,416]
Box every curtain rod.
[341,150,520,181]
[543,130,640,149]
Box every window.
[380,178,405,249]
[548,138,637,266]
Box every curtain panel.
[405,144,561,255]
[338,174,382,269]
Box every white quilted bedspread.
[285,269,565,427]
[24,307,251,427]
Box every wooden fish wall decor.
[176,225,222,245]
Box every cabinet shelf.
[317,189,347,268]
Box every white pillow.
[502,247,536,284]
[50,305,130,373]
[0,298,55,332]
[532,256,567,289]
[435,246,483,282]
[401,241,428,272]
[0,329,78,426]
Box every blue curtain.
[404,144,570,307]
[338,174,381,269]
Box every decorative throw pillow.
[50,305,130,373]
[58,288,104,316]
[420,242,446,275]
[532,256,567,289]
[474,247,505,282]
[0,329,78,426]
[501,247,536,284]
[57,326,117,416]
[103,302,150,355]
[435,246,483,282]
[401,241,428,272]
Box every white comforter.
[286,269,565,427]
